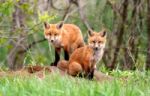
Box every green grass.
[0,71,150,96]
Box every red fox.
[44,21,84,66]
[58,29,107,79]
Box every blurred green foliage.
[0,0,148,70]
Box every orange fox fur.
[44,21,84,66]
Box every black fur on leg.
[87,69,94,80]
[64,50,69,60]
[78,72,84,78]
[51,48,60,66]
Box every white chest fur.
[91,49,104,65]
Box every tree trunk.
[146,0,150,70]
[7,0,27,70]
[109,0,129,70]
[124,0,141,70]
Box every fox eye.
[49,33,51,36]
[92,41,96,43]
[54,33,57,36]
[98,41,102,43]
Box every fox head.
[88,29,107,51]
[44,21,64,46]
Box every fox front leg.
[87,69,94,80]
[64,50,69,60]
[51,48,61,66]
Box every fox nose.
[51,40,54,42]
[95,47,98,50]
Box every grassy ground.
[0,70,150,96]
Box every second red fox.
[58,29,107,79]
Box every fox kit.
[44,21,84,66]
[67,29,107,79]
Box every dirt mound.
[0,65,113,82]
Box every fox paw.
[50,62,57,66]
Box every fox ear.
[88,29,94,36]
[57,21,64,29]
[44,22,50,29]
[100,29,107,37]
